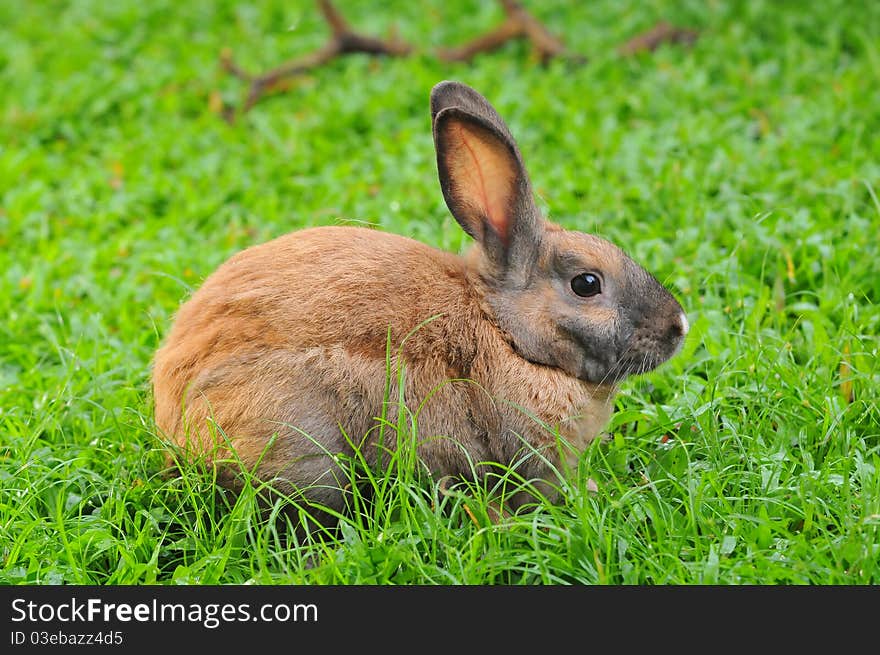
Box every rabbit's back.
[162,225,467,349]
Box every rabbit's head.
[431,81,687,385]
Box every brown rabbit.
[152,81,688,524]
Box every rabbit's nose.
[666,311,688,341]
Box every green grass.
[1,0,879,584]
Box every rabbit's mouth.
[564,322,683,385]
[611,321,687,381]
[612,351,669,380]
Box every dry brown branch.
[220,0,411,119]
[214,5,700,123]
[438,0,572,65]
[617,21,699,56]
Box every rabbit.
[152,80,688,526]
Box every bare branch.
[617,21,699,56]
[221,0,412,119]
[438,0,574,65]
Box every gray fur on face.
[480,231,686,385]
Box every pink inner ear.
[448,121,516,244]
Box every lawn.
[1,0,878,584]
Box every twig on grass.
[617,21,699,56]
[220,0,411,120]
[437,0,575,65]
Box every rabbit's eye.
[571,273,602,297]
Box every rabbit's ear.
[431,81,541,272]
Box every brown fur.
[153,227,611,498]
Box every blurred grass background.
[0,0,878,583]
